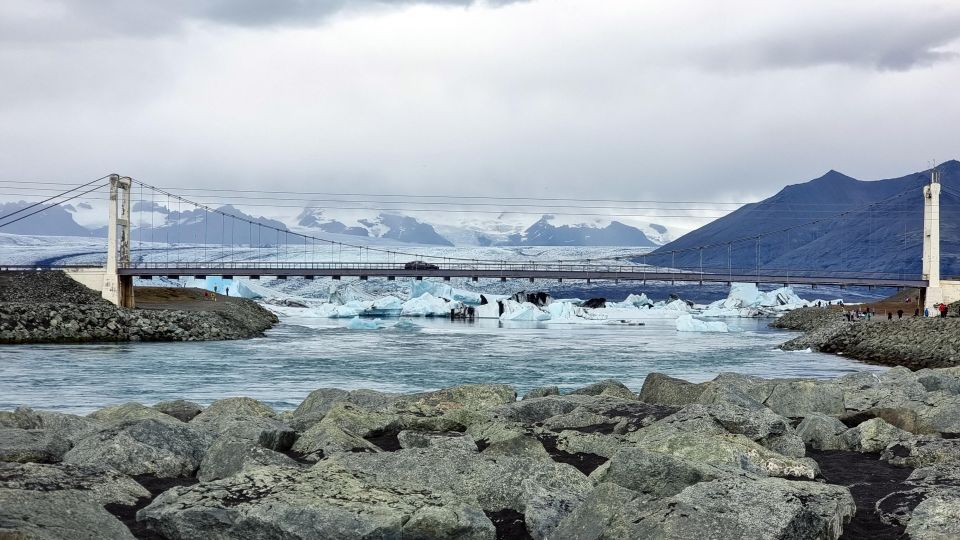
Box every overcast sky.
[1,0,959,230]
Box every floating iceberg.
[410,281,482,305]
[401,293,461,317]
[676,314,729,333]
[346,317,385,330]
[499,300,551,322]
[608,293,654,309]
[391,320,422,332]
[701,283,816,317]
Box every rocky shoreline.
[0,271,278,343]
[3,372,960,539]
[774,307,960,369]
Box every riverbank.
[774,307,960,369]
[3,371,959,539]
[0,271,278,343]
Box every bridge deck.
[92,263,928,288]
[0,263,928,288]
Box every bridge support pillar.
[922,169,942,315]
[103,175,135,308]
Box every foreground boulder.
[0,488,135,540]
[137,464,496,539]
[637,373,707,406]
[63,419,212,478]
[88,402,182,425]
[153,399,203,422]
[0,461,149,506]
[189,397,296,451]
[324,446,592,538]
[0,427,70,463]
[197,437,301,481]
[389,384,517,416]
[551,477,854,540]
[291,422,381,460]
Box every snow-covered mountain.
[296,209,454,246]
[0,198,676,248]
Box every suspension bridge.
[0,171,955,311]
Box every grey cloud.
[0,0,516,42]
[703,14,960,71]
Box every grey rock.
[346,388,402,411]
[593,446,717,497]
[709,372,781,403]
[628,428,819,479]
[883,437,960,468]
[390,384,517,416]
[32,409,101,445]
[796,414,849,450]
[193,413,297,451]
[64,419,212,478]
[197,437,300,481]
[876,463,960,528]
[841,418,913,454]
[0,428,70,463]
[0,488,135,540]
[915,392,960,436]
[542,407,616,432]
[0,461,149,506]
[637,372,706,406]
[556,430,628,459]
[153,399,203,422]
[292,387,350,424]
[88,402,182,425]
[292,422,381,459]
[397,430,477,452]
[317,402,401,438]
[836,368,928,412]
[523,386,560,400]
[916,367,960,395]
[522,479,586,540]
[840,407,923,435]
[760,432,807,458]
[905,492,960,540]
[490,396,581,424]
[695,383,766,410]
[482,434,551,461]
[137,464,495,540]
[547,482,650,540]
[764,380,844,417]
[190,396,276,422]
[324,447,593,513]
[616,477,855,540]
[569,379,636,400]
[466,420,529,446]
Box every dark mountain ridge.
[649,160,960,277]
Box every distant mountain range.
[0,199,668,248]
[650,160,960,276]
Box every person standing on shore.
[939,303,948,318]
[897,309,904,319]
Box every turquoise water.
[0,317,882,415]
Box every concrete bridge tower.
[102,175,135,308]
[919,167,960,313]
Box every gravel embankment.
[0,271,278,343]
[776,307,960,369]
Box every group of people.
[842,303,951,321]
[843,307,874,321]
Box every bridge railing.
[115,261,924,282]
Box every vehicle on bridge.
[404,260,440,270]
